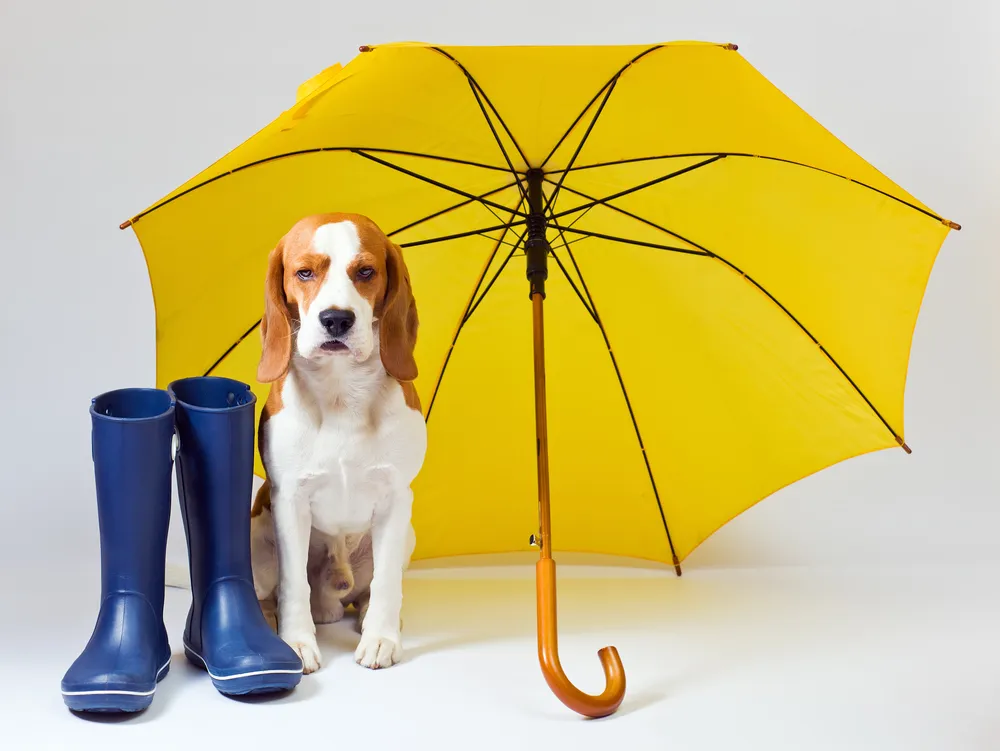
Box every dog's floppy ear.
[379,240,418,382]
[257,238,292,383]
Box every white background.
[2,1,998,748]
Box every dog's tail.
[165,562,191,590]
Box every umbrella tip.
[724,42,739,51]
[896,435,912,454]
[359,45,372,52]
[942,219,961,231]
[119,219,133,230]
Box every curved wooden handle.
[536,558,626,718]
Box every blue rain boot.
[169,376,303,695]
[61,388,175,713]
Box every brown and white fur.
[253,516,374,633]
[249,213,425,673]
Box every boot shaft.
[169,377,257,587]
[89,388,174,612]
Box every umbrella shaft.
[532,291,553,560]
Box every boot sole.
[184,645,303,696]
[62,658,171,713]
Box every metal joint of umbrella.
[524,168,626,718]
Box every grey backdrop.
[2,0,996,588]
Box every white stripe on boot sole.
[61,658,171,696]
[184,646,304,680]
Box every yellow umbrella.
[120,41,959,717]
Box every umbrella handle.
[536,557,626,718]
[526,183,625,718]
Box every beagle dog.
[248,213,426,672]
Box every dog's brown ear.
[257,238,292,383]
[379,240,418,382]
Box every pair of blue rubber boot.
[61,376,302,713]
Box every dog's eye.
[296,269,314,281]
[356,266,375,281]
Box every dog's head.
[257,213,418,383]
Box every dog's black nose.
[319,308,355,336]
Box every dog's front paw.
[281,630,323,674]
[355,631,401,669]
[354,600,402,635]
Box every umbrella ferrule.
[525,169,549,298]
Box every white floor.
[8,559,1000,750]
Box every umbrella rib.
[554,226,711,256]
[539,45,664,170]
[546,213,683,571]
[464,78,530,203]
[543,177,710,251]
[424,208,528,423]
[711,257,912,451]
[397,220,527,249]
[548,152,955,228]
[462,228,529,325]
[549,201,912,452]
[430,47,531,178]
[545,152,716,175]
[543,77,620,218]
[480,233,524,249]
[388,180,522,237]
[121,147,510,228]
[203,319,263,378]
[557,195,601,235]
[353,150,529,218]
[547,247,598,323]
[549,155,727,221]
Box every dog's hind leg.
[250,485,279,600]
[250,488,282,633]
[308,536,346,625]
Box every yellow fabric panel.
[410,256,537,557]
[563,156,949,434]
[543,261,671,562]
[403,235,516,411]
[570,244,895,560]
[428,43,649,169]
[411,251,670,562]
[572,44,932,213]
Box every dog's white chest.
[264,369,426,537]
[298,420,389,533]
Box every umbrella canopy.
[122,41,958,716]
[125,39,956,565]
